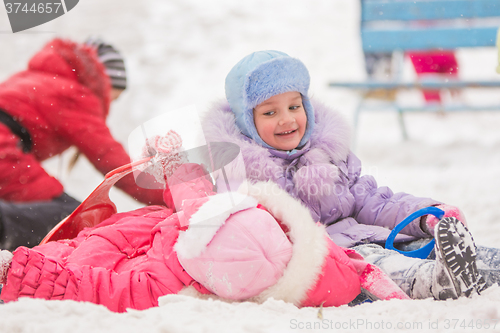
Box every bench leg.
[352,99,366,150]
[397,108,409,140]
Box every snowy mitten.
[422,204,467,236]
[0,250,13,284]
[138,130,188,184]
[432,217,486,300]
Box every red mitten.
[423,204,467,236]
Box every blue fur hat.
[225,50,315,149]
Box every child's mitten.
[137,130,188,184]
[0,250,13,284]
[422,204,467,236]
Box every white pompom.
[0,250,13,284]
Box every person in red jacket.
[0,38,164,251]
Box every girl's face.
[253,91,307,151]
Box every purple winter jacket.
[201,100,440,248]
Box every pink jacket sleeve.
[300,236,361,307]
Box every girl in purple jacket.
[201,50,500,301]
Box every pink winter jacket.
[0,164,214,312]
[1,206,217,312]
[1,164,408,312]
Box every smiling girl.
[201,50,500,301]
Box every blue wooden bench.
[329,0,500,140]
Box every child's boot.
[0,249,13,284]
[432,217,487,300]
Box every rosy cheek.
[268,125,277,138]
[258,124,270,135]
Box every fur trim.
[202,102,284,182]
[174,192,258,259]
[308,100,351,165]
[245,57,310,110]
[238,181,329,306]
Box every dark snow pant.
[0,193,80,251]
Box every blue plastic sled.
[385,207,445,259]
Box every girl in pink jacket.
[0,134,409,312]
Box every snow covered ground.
[2,0,500,332]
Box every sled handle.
[385,207,444,259]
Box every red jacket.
[0,38,163,204]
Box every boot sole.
[435,217,487,297]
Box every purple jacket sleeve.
[347,153,440,238]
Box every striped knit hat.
[85,37,127,90]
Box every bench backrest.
[361,0,500,53]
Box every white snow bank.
[2,288,500,333]
[1,0,500,332]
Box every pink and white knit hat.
[175,192,293,300]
